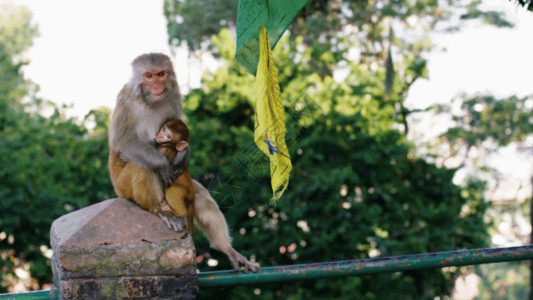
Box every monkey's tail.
[188,200,197,250]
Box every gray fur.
[109,53,182,183]
[110,53,260,273]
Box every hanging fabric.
[254,26,292,202]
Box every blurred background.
[0,0,532,299]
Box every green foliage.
[0,4,38,59]
[0,103,113,288]
[0,0,518,296]
[0,102,115,288]
[162,0,516,298]
[182,30,489,299]
[432,93,533,298]
[164,0,514,59]
[436,94,533,148]
[164,0,238,50]
[461,0,515,27]
[164,0,514,131]
[0,4,38,131]
[476,262,530,299]
[0,4,115,291]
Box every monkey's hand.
[159,201,173,213]
[158,212,186,232]
[116,146,175,186]
[158,163,176,186]
[173,167,184,178]
[171,147,189,178]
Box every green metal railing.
[0,291,51,300]
[199,245,533,287]
[2,245,533,298]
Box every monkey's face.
[155,124,189,152]
[142,69,169,101]
[155,125,172,144]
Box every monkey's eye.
[144,72,153,79]
[166,133,171,139]
[156,71,166,77]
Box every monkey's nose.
[150,84,165,94]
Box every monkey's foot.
[159,201,173,213]
[237,255,260,273]
[224,247,260,273]
[158,213,186,232]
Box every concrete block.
[50,198,197,299]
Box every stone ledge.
[51,198,186,248]
[50,198,197,299]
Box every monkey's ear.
[176,141,188,152]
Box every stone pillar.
[50,198,198,299]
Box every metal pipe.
[0,290,53,299]
[198,245,533,288]
[2,245,533,298]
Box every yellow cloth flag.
[254,26,292,202]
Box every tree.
[163,0,519,298]
[165,25,489,299]
[166,0,513,133]
[0,4,37,130]
[435,94,532,154]
[429,93,533,299]
[0,4,115,291]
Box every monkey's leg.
[108,150,132,198]
[129,165,164,212]
[192,180,260,272]
[112,164,135,200]
[166,185,188,216]
[110,150,185,231]
[125,166,185,231]
[160,185,188,232]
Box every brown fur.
[108,150,164,212]
[108,53,259,272]
[108,53,181,212]
[157,119,196,243]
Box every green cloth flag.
[235,0,309,75]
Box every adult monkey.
[108,53,260,272]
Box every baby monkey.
[155,119,195,243]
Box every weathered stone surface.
[51,198,198,299]
[59,275,198,300]
[51,198,185,248]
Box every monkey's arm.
[172,146,189,178]
[109,89,178,185]
[115,135,175,186]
